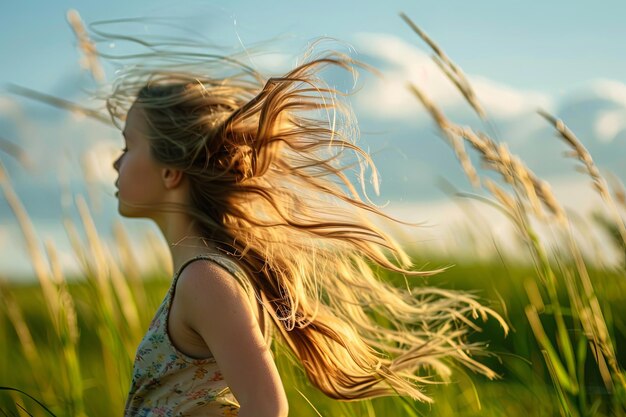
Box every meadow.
[1,11,625,417]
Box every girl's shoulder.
[172,253,268,340]
[174,253,248,285]
[173,254,264,340]
[173,253,258,314]
[176,256,242,295]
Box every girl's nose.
[113,156,121,171]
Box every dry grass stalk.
[483,178,520,222]
[44,239,79,345]
[460,129,567,225]
[63,217,89,272]
[113,221,150,322]
[538,109,626,245]
[407,83,480,188]
[606,171,626,210]
[512,156,544,221]
[75,194,116,314]
[407,83,567,226]
[496,142,514,184]
[105,243,142,342]
[0,135,32,169]
[66,9,105,83]
[535,181,565,226]
[471,128,566,225]
[5,83,111,125]
[0,160,64,328]
[399,13,487,120]
[450,133,481,189]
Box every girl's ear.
[161,167,185,189]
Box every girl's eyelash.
[121,147,128,153]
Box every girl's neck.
[169,235,220,276]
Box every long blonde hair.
[93,18,508,403]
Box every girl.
[100,19,507,417]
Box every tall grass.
[400,12,626,416]
[1,10,625,417]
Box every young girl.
[100,20,507,417]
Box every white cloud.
[350,32,553,122]
[595,108,626,142]
[570,79,626,106]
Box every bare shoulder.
[176,259,245,308]
[176,259,241,295]
[174,259,254,328]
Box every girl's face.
[112,103,166,218]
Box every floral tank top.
[124,252,263,417]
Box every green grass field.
[2,255,624,416]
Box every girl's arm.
[176,260,288,417]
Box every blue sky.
[2,1,626,94]
[1,1,626,278]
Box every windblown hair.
[93,19,508,403]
